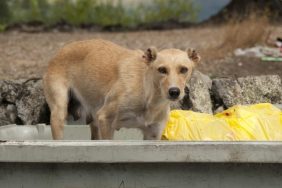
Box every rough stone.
[212,78,244,109]
[16,78,49,125]
[0,80,25,126]
[238,75,282,104]
[212,75,282,108]
[171,70,213,114]
[187,70,213,113]
[0,80,24,103]
[0,104,18,126]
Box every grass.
[221,13,269,50]
[202,12,270,60]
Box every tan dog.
[43,39,200,140]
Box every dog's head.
[143,47,200,102]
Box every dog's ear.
[187,48,201,65]
[143,47,157,64]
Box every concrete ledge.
[1,141,282,163]
[0,124,143,140]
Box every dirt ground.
[0,26,282,80]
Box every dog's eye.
[180,67,188,74]
[158,67,167,74]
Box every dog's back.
[44,39,136,107]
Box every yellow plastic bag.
[216,103,282,141]
[162,110,235,141]
[162,103,282,141]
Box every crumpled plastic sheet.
[162,103,282,141]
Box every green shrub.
[0,24,7,32]
[141,0,198,23]
[0,0,10,24]
[8,0,49,23]
[92,0,142,28]
[50,0,97,26]
[1,0,199,30]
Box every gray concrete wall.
[1,163,282,188]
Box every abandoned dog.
[43,39,200,140]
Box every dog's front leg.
[142,122,166,140]
[95,106,115,140]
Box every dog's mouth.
[167,96,180,102]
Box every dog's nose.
[168,87,180,99]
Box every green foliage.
[0,0,199,30]
[0,0,10,32]
[141,0,198,23]
[92,0,138,27]
[50,0,97,26]
[0,0,10,24]
[0,24,7,32]
[8,0,50,23]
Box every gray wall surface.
[1,163,282,188]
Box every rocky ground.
[1,71,281,126]
[0,26,282,80]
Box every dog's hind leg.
[86,115,100,140]
[43,76,68,140]
[90,123,99,140]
